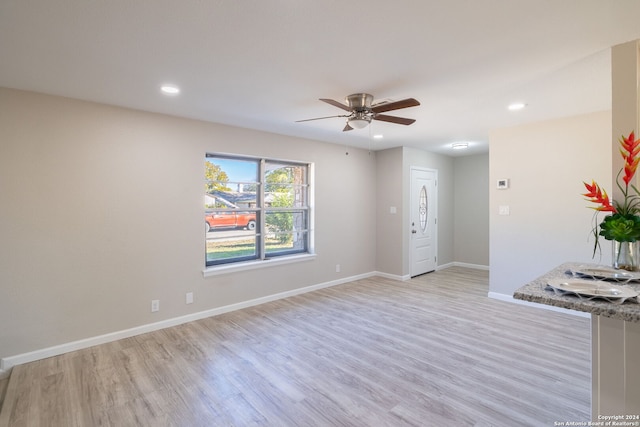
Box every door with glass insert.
[410,167,437,276]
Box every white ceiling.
[2,1,640,156]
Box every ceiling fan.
[296,93,420,131]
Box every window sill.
[202,253,316,277]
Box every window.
[205,154,312,267]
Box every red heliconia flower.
[582,131,640,257]
[620,131,640,186]
[583,181,617,212]
[620,131,640,155]
[623,157,640,186]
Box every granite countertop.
[513,262,640,323]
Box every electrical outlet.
[186,292,194,304]
[336,264,341,273]
[151,299,159,312]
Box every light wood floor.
[0,267,591,426]
[0,378,7,414]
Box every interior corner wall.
[489,110,612,296]
[454,154,489,267]
[0,87,377,361]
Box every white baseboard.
[373,271,411,281]
[0,271,376,371]
[437,261,489,271]
[436,262,454,270]
[374,262,489,280]
[452,262,490,271]
[488,291,591,318]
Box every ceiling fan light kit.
[348,113,371,129]
[297,93,420,131]
[348,119,369,129]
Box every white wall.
[0,88,377,361]
[454,154,489,267]
[489,110,612,296]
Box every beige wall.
[376,147,490,277]
[374,146,457,277]
[0,86,492,366]
[375,147,404,276]
[403,147,456,272]
[454,154,489,267]
[489,110,612,295]
[0,87,378,360]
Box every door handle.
[411,230,417,234]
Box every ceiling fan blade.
[371,98,420,114]
[343,123,353,131]
[296,114,349,123]
[373,114,416,125]
[320,98,352,111]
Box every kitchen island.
[514,262,640,420]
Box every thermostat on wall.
[497,179,509,189]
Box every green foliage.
[206,236,292,260]
[265,167,293,192]
[264,166,297,244]
[205,161,231,192]
[267,192,294,244]
[599,213,640,242]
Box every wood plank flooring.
[0,267,591,426]
[0,377,7,413]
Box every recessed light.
[508,102,526,111]
[452,142,469,150]
[373,134,384,139]
[160,84,180,95]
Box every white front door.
[410,167,437,277]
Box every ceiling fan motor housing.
[346,93,373,111]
